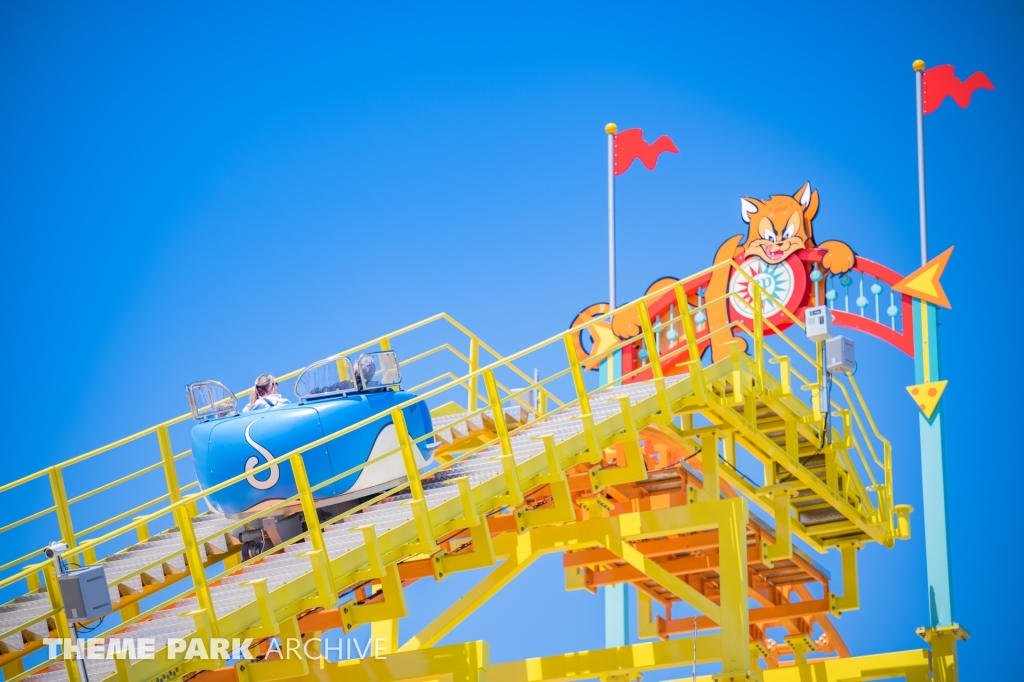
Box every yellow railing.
[2,258,897,682]
[606,262,893,532]
[0,313,559,586]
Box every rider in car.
[243,374,291,412]
[356,355,380,390]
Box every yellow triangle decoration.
[893,246,953,309]
[906,380,948,419]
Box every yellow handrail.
[0,312,561,577]
[0,260,900,674]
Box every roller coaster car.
[186,351,433,558]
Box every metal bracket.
[829,540,863,616]
[760,485,796,568]
[339,562,407,633]
[233,612,308,682]
[349,525,386,582]
[784,633,817,666]
[296,548,336,610]
[433,478,496,578]
[519,435,576,530]
[593,398,649,488]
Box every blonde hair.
[249,374,277,408]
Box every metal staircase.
[0,267,904,682]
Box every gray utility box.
[825,336,855,374]
[58,565,112,622]
[804,305,833,343]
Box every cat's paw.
[820,241,855,275]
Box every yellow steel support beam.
[520,435,575,529]
[636,591,658,641]
[917,625,969,682]
[784,634,816,666]
[593,397,648,489]
[489,636,723,682]
[401,534,541,652]
[340,563,407,633]
[830,541,861,616]
[371,619,399,657]
[298,641,489,682]
[761,487,795,567]
[655,650,932,682]
[5,308,915,682]
[435,478,496,576]
[697,432,720,503]
[235,614,308,682]
[237,578,280,639]
[522,501,753,678]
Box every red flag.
[613,128,678,176]
[923,65,995,115]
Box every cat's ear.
[794,182,812,207]
[805,189,819,221]
[794,182,819,222]
[740,198,759,224]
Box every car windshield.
[186,381,238,422]
[353,351,402,388]
[294,357,357,401]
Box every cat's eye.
[764,228,777,243]
[783,225,796,240]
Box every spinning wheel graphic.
[728,255,806,327]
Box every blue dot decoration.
[840,274,852,287]
[856,296,868,309]
[809,269,823,282]
[825,290,837,301]
[887,305,899,317]
[638,348,649,360]
[694,311,707,324]
[870,283,882,295]
[666,328,679,342]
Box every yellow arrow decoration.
[893,246,954,309]
[906,380,948,420]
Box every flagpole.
[602,121,629,650]
[606,122,617,309]
[910,58,957,634]
[914,60,928,266]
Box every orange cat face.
[740,182,819,264]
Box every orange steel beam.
[659,598,831,634]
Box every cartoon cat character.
[704,182,855,361]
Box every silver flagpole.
[606,123,617,309]
[914,60,928,266]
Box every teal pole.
[911,59,955,629]
[604,584,629,647]
[598,351,628,647]
[912,301,955,627]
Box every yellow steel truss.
[0,260,959,682]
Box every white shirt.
[243,393,291,413]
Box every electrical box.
[58,565,112,622]
[825,336,855,374]
[804,305,832,342]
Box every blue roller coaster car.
[186,351,433,557]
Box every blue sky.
[1,1,1020,678]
